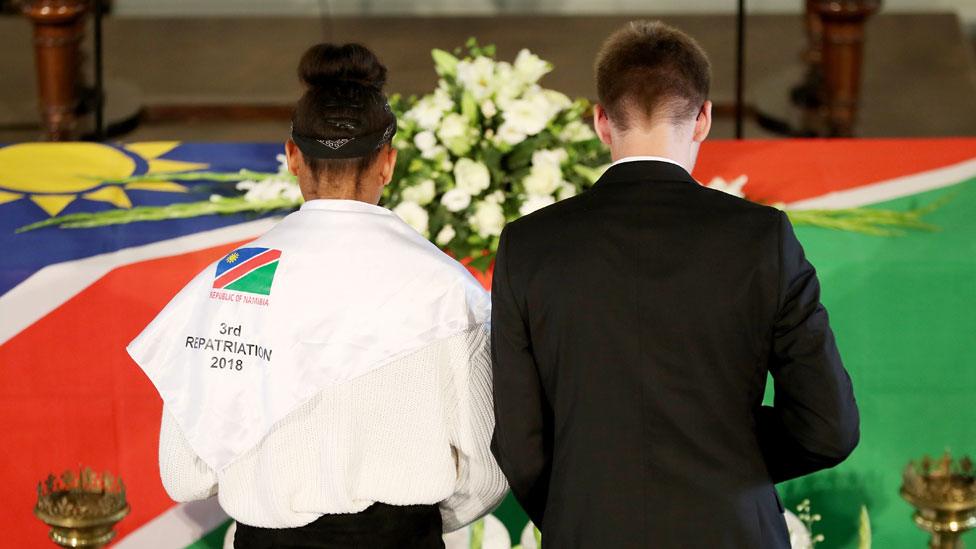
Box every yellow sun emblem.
[226,252,240,264]
[0,141,209,217]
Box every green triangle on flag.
[224,260,279,296]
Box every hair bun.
[298,43,387,91]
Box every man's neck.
[609,124,694,172]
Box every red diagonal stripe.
[693,138,976,204]
[213,249,281,289]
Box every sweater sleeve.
[159,406,219,502]
[439,324,509,532]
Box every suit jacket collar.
[594,159,698,189]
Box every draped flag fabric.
[1,139,975,549]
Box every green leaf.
[573,164,607,184]
[461,91,479,125]
[431,48,459,77]
[408,158,427,174]
[467,253,494,273]
[95,169,285,186]
[16,196,299,232]
[858,506,871,549]
[488,236,501,253]
[506,136,543,170]
[785,206,941,236]
[469,518,485,549]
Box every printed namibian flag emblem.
[213,247,282,296]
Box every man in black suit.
[490,20,859,548]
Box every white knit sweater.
[158,324,508,532]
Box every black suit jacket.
[490,160,859,548]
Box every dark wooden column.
[23,0,89,141]
[812,0,880,136]
[793,0,828,135]
[804,0,825,66]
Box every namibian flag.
[213,247,282,296]
[2,139,975,549]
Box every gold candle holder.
[35,467,130,548]
[901,452,976,549]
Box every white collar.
[300,199,393,216]
[609,156,686,171]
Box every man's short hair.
[595,20,711,129]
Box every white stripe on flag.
[787,157,976,210]
[114,499,228,549]
[0,218,279,346]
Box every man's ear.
[381,146,398,186]
[693,100,712,143]
[285,139,302,177]
[593,104,613,146]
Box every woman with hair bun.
[127,43,507,549]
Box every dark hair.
[595,21,711,129]
[292,43,393,186]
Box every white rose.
[542,89,572,114]
[492,62,524,109]
[405,89,455,131]
[521,86,569,121]
[522,163,563,197]
[453,158,491,195]
[441,188,472,212]
[402,179,436,206]
[519,194,555,216]
[405,102,443,132]
[784,510,813,549]
[236,178,257,193]
[237,177,301,204]
[437,113,475,156]
[485,190,506,204]
[413,130,437,153]
[435,224,456,246]
[433,87,454,110]
[532,149,568,169]
[495,122,527,146]
[393,201,429,236]
[705,175,748,198]
[422,144,447,160]
[502,97,551,136]
[559,120,596,142]
[557,182,577,201]
[456,56,495,100]
[275,153,289,174]
[513,49,552,85]
[481,99,498,119]
[469,201,506,238]
[438,112,467,140]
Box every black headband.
[291,117,397,160]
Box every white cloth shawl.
[128,199,491,471]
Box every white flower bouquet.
[385,40,610,270]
